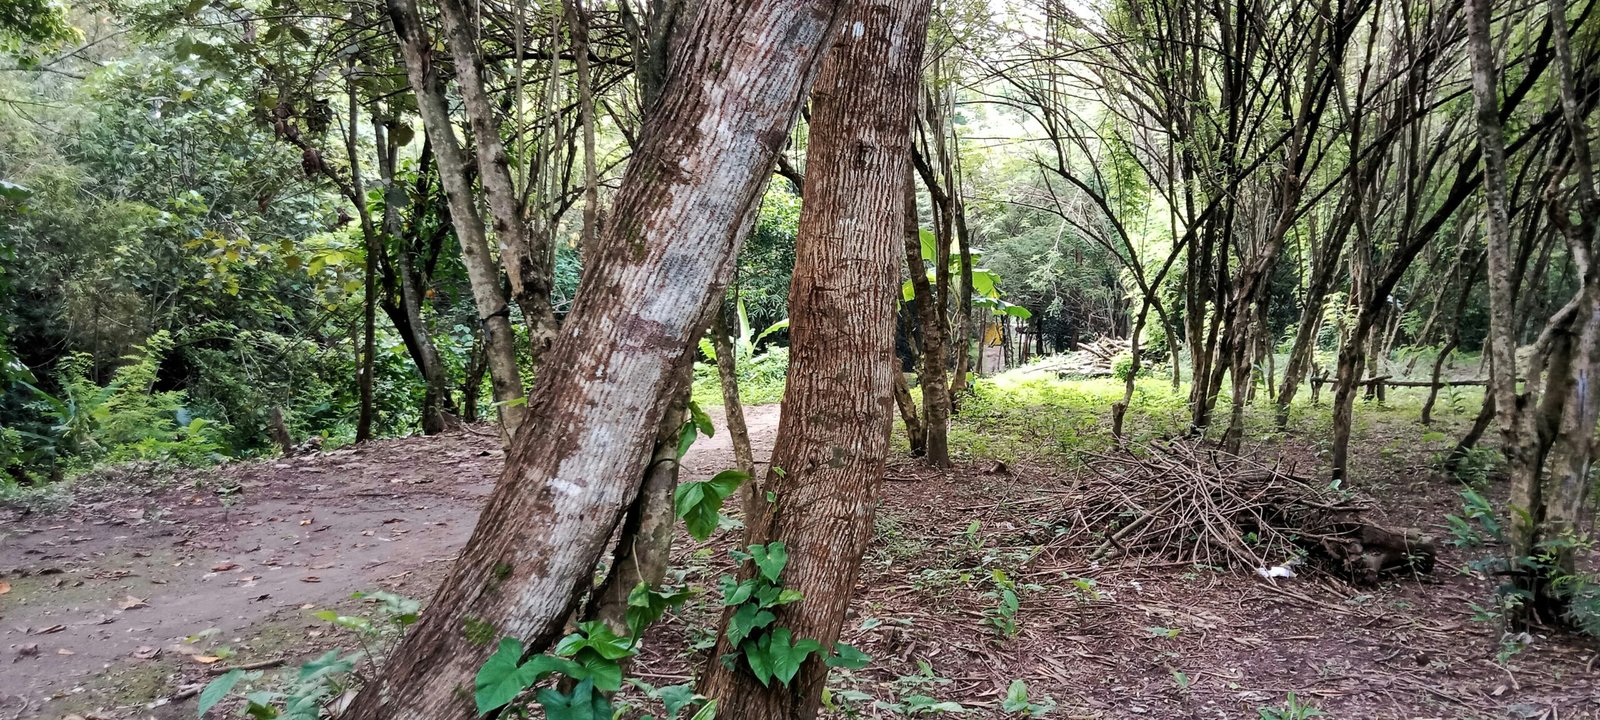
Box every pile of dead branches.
[1062,441,1434,584]
[1030,336,1124,377]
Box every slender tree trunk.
[902,168,951,467]
[1112,299,1150,441]
[949,196,974,407]
[1467,0,1550,619]
[344,57,379,443]
[892,361,925,456]
[1418,338,1458,426]
[387,0,527,437]
[1538,0,1600,585]
[698,4,930,715]
[711,303,759,518]
[436,0,559,362]
[344,4,845,717]
[565,0,601,258]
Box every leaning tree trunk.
[374,124,454,434]
[585,365,695,633]
[387,0,526,437]
[696,3,931,716]
[902,168,951,467]
[710,303,760,518]
[341,3,845,718]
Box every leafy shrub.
[10,331,228,479]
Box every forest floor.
[3,375,1597,720]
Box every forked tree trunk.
[342,3,845,717]
[697,2,931,716]
[387,0,527,437]
[376,127,454,434]
[1466,0,1556,621]
[1533,0,1600,596]
[436,0,559,362]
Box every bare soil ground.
[2,402,1596,720]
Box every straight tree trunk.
[387,0,527,437]
[346,59,379,443]
[436,0,559,362]
[565,0,601,258]
[343,3,846,717]
[697,3,931,716]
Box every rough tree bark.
[585,363,695,633]
[436,0,559,362]
[387,0,527,437]
[697,1,931,716]
[1467,0,1554,618]
[342,3,846,717]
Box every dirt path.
[4,400,1596,719]
[0,405,782,720]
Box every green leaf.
[721,576,757,606]
[536,678,610,720]
[677,420,699,459]
[970,268,999,298]
[296,650,353,681]
[826,641,871,669]
[919,228,939,263]
[564,621,635,661]
[656,684,701,718]
[626,582,692,640]
[743,635,775,686]
[704,470,748,501]
[1002,679,1031,713]
[578,655,624,692]
[750,542,788,582]
[673,471,748,542]
[753,318,789,345]
[726,602,776,646]
[688,699,718,720]
[474,637,538,714]
[743,627,821,687]
[688,401,715,437]
[198,669,244,717]
[674,484,717,541]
